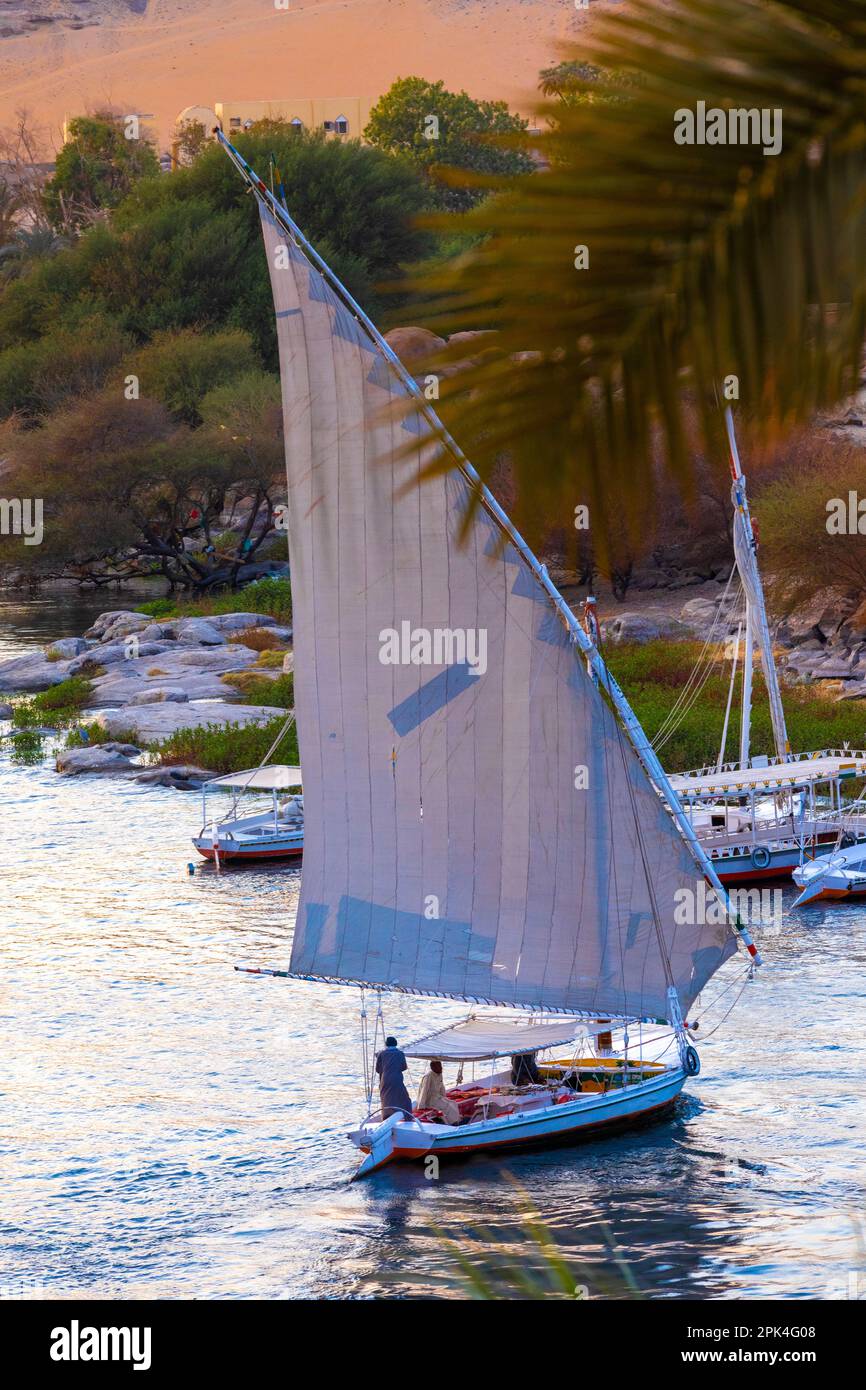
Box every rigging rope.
[687,963,755,1036]
[651,564,740,754]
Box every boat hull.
[350,1069,686,1176]
[709,835,847,884]
[792,844,866,904]
[192,837,303,862]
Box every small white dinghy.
[192,765,303,864]
[793,842,866,905]
[221,132,760,1180]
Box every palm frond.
[410,0,866,550]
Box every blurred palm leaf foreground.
[413,0,866,551]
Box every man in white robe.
[416,1059,461,1125]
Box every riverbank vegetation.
[607,643,866,772]
[135,577,292,624]
[43,639,866,777]
[0,105,435,591]
[12,674,95,729]
[66,711,298,776]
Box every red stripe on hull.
[714,863,795,883]
[196,845,303,862]
[803,886,866,902]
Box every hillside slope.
[0,0,593,151]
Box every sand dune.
[0,0,593,152]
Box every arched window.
[290,117,304,133]
[335,115,349,135]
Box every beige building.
[175,98,372,149]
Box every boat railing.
[357,1107,424,1131]
[696,817,865,851]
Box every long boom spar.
[215,129,761,971]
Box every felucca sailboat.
[219,132,760,1176]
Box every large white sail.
[256,199,735,1020]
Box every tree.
[0,178,22,246]
[753,436,866,607]
[0,110,52,230]
[43,113,160,231]
[0,384,286,590]
[0,312,130,418]
[365,77,534,210]
[125,327,261,425]
[407,0,866,553]
[195,369,286,587]
[172,118,210,167]
[0,124,430,369]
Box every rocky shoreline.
[2,577,865,783]
[0,603,292,780]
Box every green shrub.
[64,721,124,748]
[135,598,178,618]
[135,576,292,623]
[152,716,298,773]
[12,675,94,729]
[222,669,294,707]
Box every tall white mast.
[725,408,789,762]
[739,602,753,767]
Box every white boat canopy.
[205,766,303,791]
[670,752,866,799]
[402,1015,617,1061]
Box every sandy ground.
[0,0,592,152]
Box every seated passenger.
[416,1059,461,1125]
[510,1051,541,1086]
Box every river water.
[1,588,865,1300]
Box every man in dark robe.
[375,1036,413,1118]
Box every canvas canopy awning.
[669,753,866,800]
[402,1016,617,1062]
[206,766,303,791]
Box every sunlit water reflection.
[1,588,865,1298]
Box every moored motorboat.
[192,765,303,863]
[669,752,866,884]
[793,842,866,905]
[630,410,866,886]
